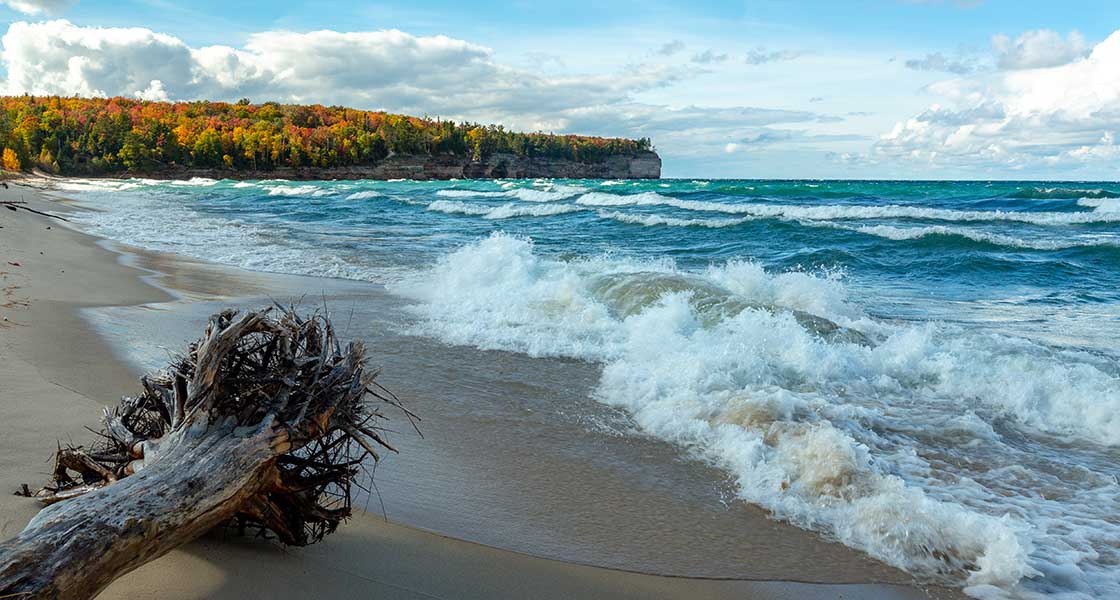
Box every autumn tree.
[2,147,20,171]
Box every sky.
[0,0,1118,179]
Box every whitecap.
[1077,198,1120,213]
[598,210,752,228]
[574,192,1120,225]
[346,190,383,200]
[390,233,1120,598]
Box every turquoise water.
[62,177,1120,599]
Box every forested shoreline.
[0,96,654,176]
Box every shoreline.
[0,182,962,599]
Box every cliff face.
[105,151,661,181]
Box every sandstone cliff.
[112,151,661,181]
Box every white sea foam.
[593,210,1120,249]
[598,209,1081,246]
[54,179,142,192]
[427,200,584,220]
[1078,198,1120,213]
[264,184,328,197]
[574,192,1120,225]
[435,187,578,202]
[346,190,384,200]
[485,203,584,219]
[510,188,577,202]
[436,189,509,198]
[168,177,219,187]
[598,210,753,228]
[68,190,381,282]
[391,233,1120,599]
[832,224,1120,250]
[426,200,493,216]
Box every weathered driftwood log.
[0,307,414,600]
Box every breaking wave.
[392,233,1120,599]
[1078,198,1120,213]
[436,187,580,202]
[427,199,585,219]
[346,190,384,200]
[831,224,1120,251]
[574,192,1120,225]
[598,210,754,229]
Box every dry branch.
[0,307,411,600]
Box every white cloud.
[2,21,194,99]
[877,29,1120,172]
[1,0,74,15]
[0,20,837,163]
[992,29,1089,70]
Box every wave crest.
[391,233,1120,596]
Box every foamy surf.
[574,191,1120,225]
[427,199,586,219]
[436,186,582,202]
[598,210,754,228]
[823,223,1120,251]
[392,233,1120,600]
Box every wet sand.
[0,182,963,599]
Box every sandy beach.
[0,182,964,600]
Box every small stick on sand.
[0,199,69,222]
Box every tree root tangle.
[0,306,414,600]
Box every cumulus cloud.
[1,0,74,14]
[2,21,195,99]
[745,47,802,65]
[0,20,836,160]
[877,29,1120,171]
[1,21,678,120]
[904,52,977,74]
[992,29,1089,70]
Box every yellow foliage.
[2,148,20,171]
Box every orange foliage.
[0,95,652,174]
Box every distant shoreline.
[43,149,662,182]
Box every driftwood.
[0,307,414,600]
